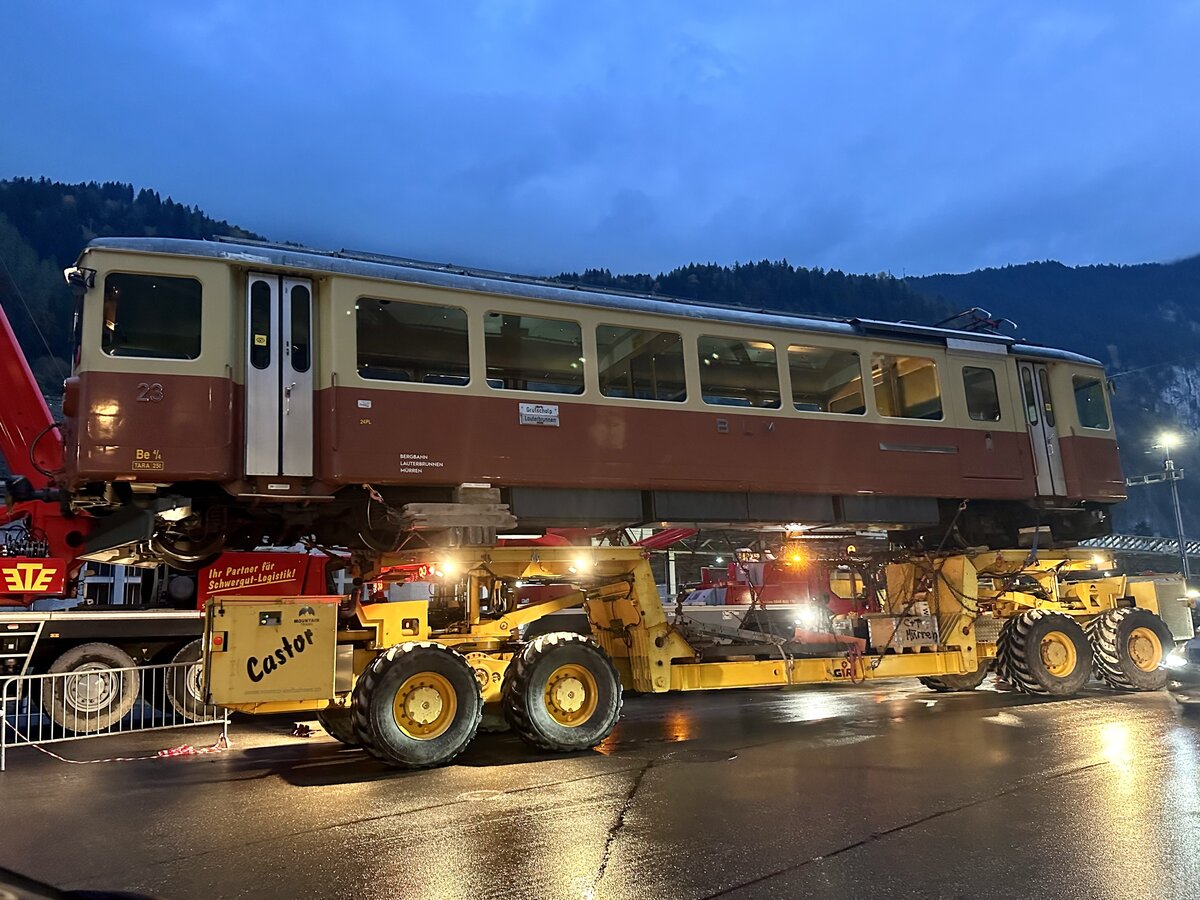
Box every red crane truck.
[1,295,334,728]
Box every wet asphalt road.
[3,681,1199,900]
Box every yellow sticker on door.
[254,334,268,346]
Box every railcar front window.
[871,354,942,419]
[597,325,686,402]
[1073,374,1111,430]
[357,298,469,384]
[698,336,781,409]
[485,312,584,394]
[788,345,864,414]
[962,366,1001,421]
[102,273,202,359]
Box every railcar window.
[289,285,311,373]
[102,273,202,359]
[698,336,781,408]
[962,366,1001,421]
[788,345,864,414]
[1037,369,1056,427]
[249,281,272,370]
[1073,375,1110,429]
[485,312,584,394]
[1020,368,1038,424]
[356,298,469,384]
[596,325,686,402]
[871,354,942,419]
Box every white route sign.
[518,402,560,427]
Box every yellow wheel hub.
[392,672,457,740]
[544,663,599,727]
[1040,631,1078,678]
[1127,626,1163,672]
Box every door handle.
[285,382,296,415]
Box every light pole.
[1161,435,1191,582]
[1126,432,1191,581]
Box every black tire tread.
[918,661,990,692]
[501,632,622,752]
[164,639,205,722]
[350,641,482,768]
[1088,607,1172,692]
[996,610,1047,695]
[46,642,141,733]
[995,609,1090,696]
[317,705,360,747]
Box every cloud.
[2,1,1198,276]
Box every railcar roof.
[81,237,1103,367]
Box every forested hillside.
[0,177,259,393]
[908,258,1200,535]
[557,262,950,326]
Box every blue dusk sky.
[3,1,1198,276]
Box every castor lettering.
[247,628,316,683]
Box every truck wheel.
[996,610,1091,696]
[46,643,141,733]
[317,705,360,747]
[164,639,206,721]
[1089,608,1174,691]
[919,660,990,692]
[501,632,622,752]
[351,642,481,768]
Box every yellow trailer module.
[204,546,1193,769]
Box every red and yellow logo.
[0,559,67,595]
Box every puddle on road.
[985,712,1024,727]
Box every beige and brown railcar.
[59,238,1123,562]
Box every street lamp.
[1158,434,1191,581]
[1127,433,1191,580]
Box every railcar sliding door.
[1018,361,1065,496]
[244,274,314,478]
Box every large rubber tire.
[317,705,360,747]
[351,642,482,768]
[919,660,990,692]
[995,610,1091,696]
[501,632,622,752]
[45,643,141,733]
[351,711,388,761]
[1088,607,1174,692]
[164,639,206,721]
[995,616,1018,686]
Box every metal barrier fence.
[1,661,229,771]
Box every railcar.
[57,238,1122,565]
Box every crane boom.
[0,296,63,490]
[1,291,91,607]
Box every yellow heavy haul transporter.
[203,545,1194,768]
